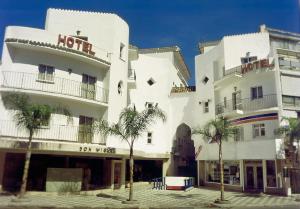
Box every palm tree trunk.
[128,144,134,201]
[219,139,225,201]
[19,129,33,198]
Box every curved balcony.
[0,120,105,145]
[215,94,278,116]
[1,71,109,106]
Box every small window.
[251,86,263,100]
[253,124,265,138]
[146,102,154,109]
[147,132,152,144]
[147,78,155,86]
[38,64,54,82]
[204,101,209,113]
[224,97,227,108]
[118,81,123,95]
[202,76,209,84]
[120,43,125,59]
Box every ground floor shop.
[0,150,165,192]
[198,159,285,194]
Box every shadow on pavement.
[96,193,126,201]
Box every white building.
[0,8,299,195]
[195,25,300,195]
[0,9,195,192]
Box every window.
[147,78,155,86]
[78,116,93,143]
[118,81,123,95]
[120,43,125,59]
[147,132,152,144]
[251,86,263,100]
[224,97,227,108]
[202,76,209,84]
[38,64,54,82]
[204,101,209,113]
[81,74,96,100]
[146,102,154,109]
[206,161,240,185]
[253,124,266,137]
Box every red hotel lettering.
[57,34,96,56]
[241,59,273,75]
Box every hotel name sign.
[241,59,274,74]
[79,146,116,154]
[57,34,95,56]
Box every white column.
[0,152,6,192]
[262,160,267,193]
[162,158,171,177]
[240,160,244,191]
[120,158,126,189]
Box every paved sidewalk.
[0,185,299,209]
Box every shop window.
[147,132,152,144]
[266,160,276,187]
[206,161,240,185]
[81,74,96,100]
[38,64,54,82]
[204,101,209,113]
[251,86,263,100]
[78,116,93,143]
[253,124,266,137]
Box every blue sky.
[0,0,299,85]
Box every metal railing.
[1,71,109,104]
[152,177,166,190]
[0,120,106,144]
[171,86,196,93]
[184,177,194,190]
[279,59,300,71]
[215,94,277,115]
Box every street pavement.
[0,184,299,209]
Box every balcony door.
[78,116,93,143]
[232,91,242,110]
[81,74,96,100]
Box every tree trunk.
[219,139,225,201]
[128,144,134,201]
[19,129,33,198]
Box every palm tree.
[276,117,300,166]
[192,116,236,202]
[95,105,166,202]
[3,93,71,198]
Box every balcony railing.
[215,94,277,115]
[279,59,300,71]
[1,71,109,104]
[0,120,105,144]
[171,86,196,93]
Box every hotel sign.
[79,146,116,154]
[57,34,95,56]
[241,59,274,74]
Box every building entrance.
[245,161,263,191]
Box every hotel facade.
[0,8,299,195]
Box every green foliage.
[95,106,166,145]
[192,116,237,143]
[3,93,72,134]
[276,117,300,145]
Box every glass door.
[81,74,96,100]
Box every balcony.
[215,94,278,116]
[171,86,196,94]
[279,59,300,71]
[1,71,109,105]
[0,120,105,144]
